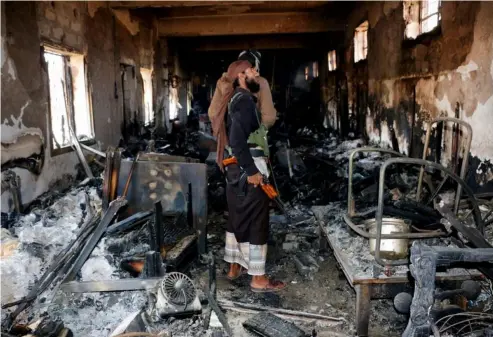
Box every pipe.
[343,214,445,239]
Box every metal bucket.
[365,218,410,260]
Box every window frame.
[403,0,442,41]
[42,43,95,156]
[419,0,441,35]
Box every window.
[44,48,93,152]
[304,66,309,81]
[354,21,368,63]
[404,0,441,39]
[312,62,319,78]
[141,68,153,124]
[420,0,440,34]
[328,50,337,71]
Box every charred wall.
[330,1,493,190]
[1,1,161,211]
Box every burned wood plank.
[158,12,344,36]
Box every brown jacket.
[208,75,276,129]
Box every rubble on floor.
[2,123,493,337]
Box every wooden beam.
[172,34,338,51]
[158,2,330,18]
[158,12,343,36]
[110,1,268,9]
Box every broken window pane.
[354,21,368,63]
[328,50,337,71]
[141,68,153,124]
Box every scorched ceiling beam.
[158,12,344,37]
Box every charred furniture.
[403,242,493,337]
[320,151,484,336]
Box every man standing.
[221,60,286,293]
[208,50,276,167]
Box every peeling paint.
[1,101,44,144]
[1,134,42,165]
[456,60,479,81]
[463,94,493,161]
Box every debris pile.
[2,117,493,337]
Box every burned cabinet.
[115,156,208,255]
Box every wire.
[435,312,493,334]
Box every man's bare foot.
[227,263,247,280]
[250,275,286,293]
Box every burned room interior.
[1,1,493,336]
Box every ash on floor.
[205,211,407,337]
[312,203,481,280]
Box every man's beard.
[246,78,260,93]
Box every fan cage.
[160,272,196,306]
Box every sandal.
[251,280,287,293]
[226,267,248,281]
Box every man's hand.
[247,172,263,187]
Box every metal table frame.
[317,220,482,336]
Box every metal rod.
[218,299,346,322]
[80,143,106,158]
[417,117,473,214]
[60,278,162,293]
[122,153,140,198]
[105,210,153,235]
[347,147,404,216]
[63,198,127,282]
[69,124,94,179]
[375,157,483,267]
[425,174,449,206]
